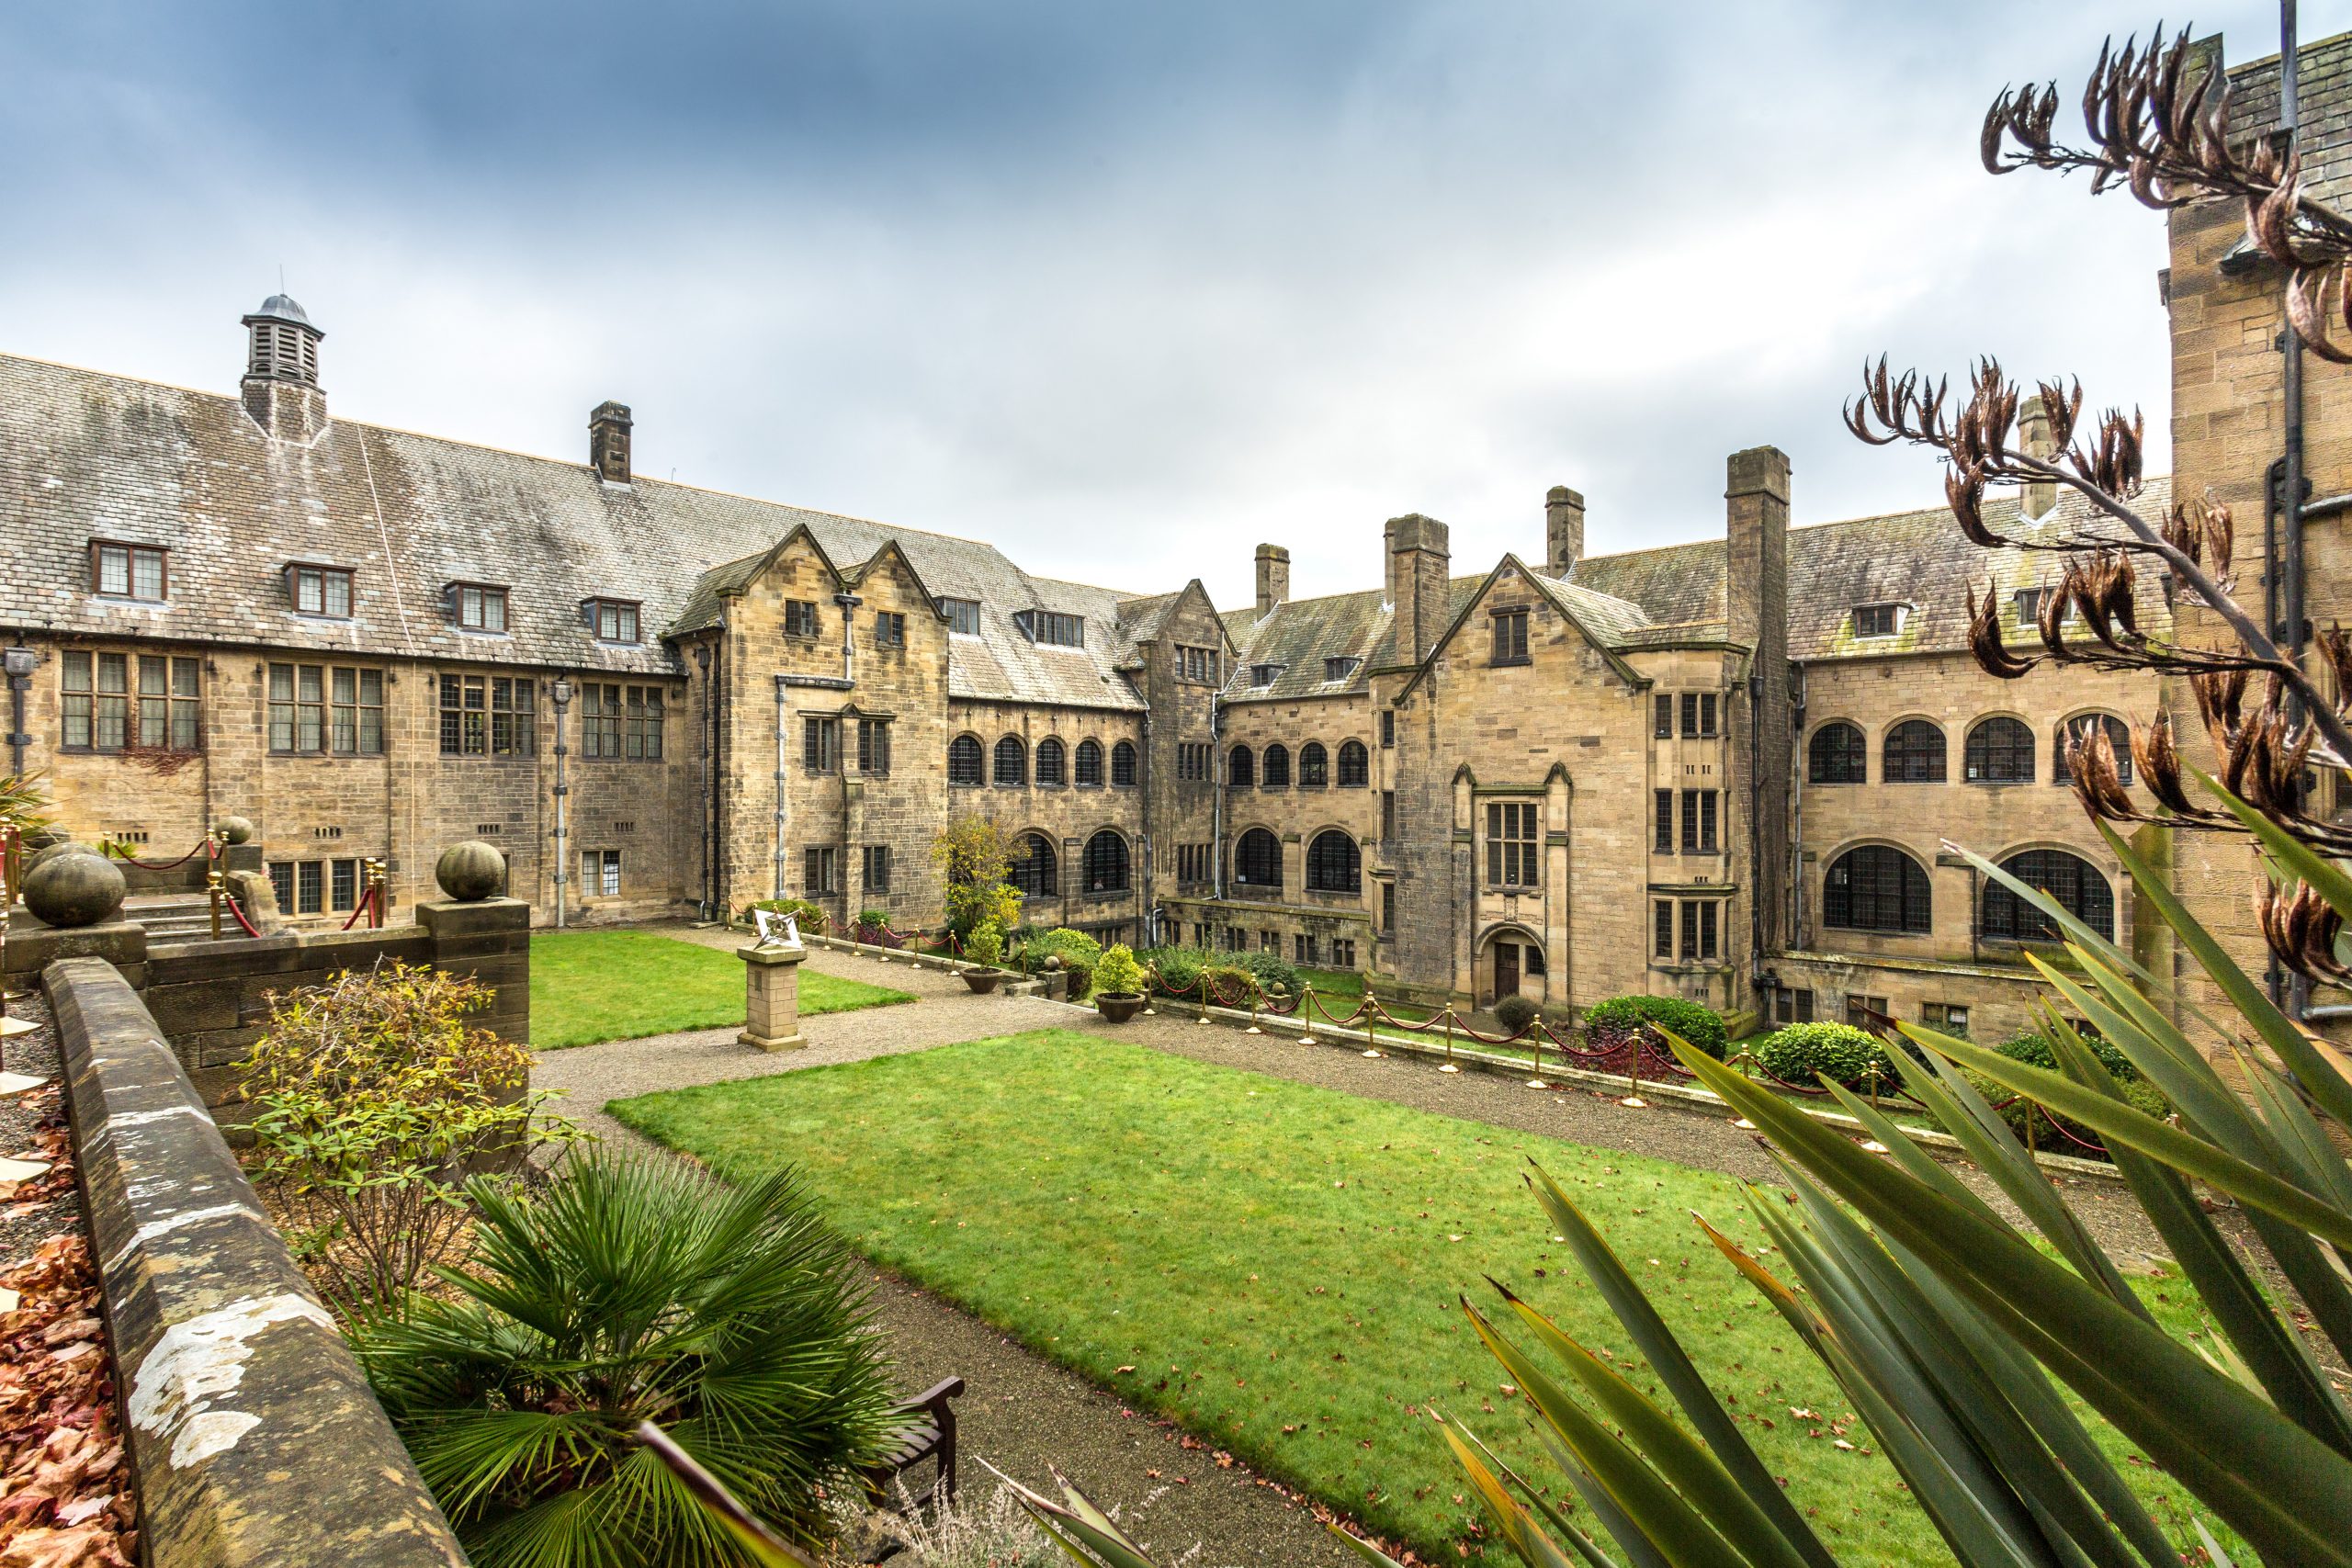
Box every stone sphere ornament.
[25,841,103,876]
[435,840,508,902]
[216,816,255,846]
[23,851,125,929]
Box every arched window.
[1233,828,1282,894]
[1306,829,1362,893]
[1963,716,2034,783]
[1074,739,1104,786]
[1035,737,1067,787]
[993,735,1027,787]
[1111,740,1137,787]
[2052,715,2133,786]
[1336,740,1369,788]
[1299,742,1329,787]
[947,734,984,786]
[1228,745,1254,788]
[1982,849,2114,942]
[1823,845,1932,933]
[1263,744,1291,787]
[1010,832,1057,897]
[1882,720,1947,784]
[1808,722,1865,784]
[1084,830,1129,894]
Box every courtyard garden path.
[531,922,2220,1563]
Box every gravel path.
[0,995,70,1267]
[535,924,2241,1562]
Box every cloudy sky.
[1,2,2321,607]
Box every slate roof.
[0,352,1144,710]
[1216,479,2177,694]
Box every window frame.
[1336,739,1369,788]
[802,714,841,774]
[1232,828,1283,895]
[437,672,535,757]
[1083,829,1130,895]
[1851,602,1905,639]
[1808,721,1867,784]
[2052,714,2134,786]
[91,540,168,603]
[1823,844,1933,935]
[288,563,356,619]
[450,581,511,635]
[1980,848,2116,943]
[992,734,1027,787]
[784,600,821,639]
[270,660,384,756]
[856,716,890,775]
[586,598,642,645]
[1261,743,1290,788]
[947,733,984,786]
[874,610,907,648]
[1490,607,1531,666]
[1111,739,1138,788]
[1962,715,2036,784]
[1011,833,1058,897]
[1485,799,1541,888]
[1298,741,1329,787]
[1882,719,1948,784]
[1306,829,1362,894]
[942,598,981,636]
[1035,735,1067,787]
[1075,739,1105,787]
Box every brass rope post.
[206,867,223,942]
[1296,983,1317,1045]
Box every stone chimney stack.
[1386,513,1452,665]
[590,401,634,485]
[1725,446,1793,958]
[2018,395,2057,520]
[239,294,326,443]
[1254,544,1290,616]
[1545,485,1587,577]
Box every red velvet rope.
[339,884,380,931]
[221,890,264,938]
[107,837,218,871]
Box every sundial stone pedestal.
[740,942,808,1052]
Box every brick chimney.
[239,294,326,443]
[1545,485,1586,577]
[1385,513,1452,665]
[2018,395,2056,520]
[590,401,634,485]
[1254,544,1290,616]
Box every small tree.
[933,815,1022,937]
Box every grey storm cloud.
[0,0,2316,607]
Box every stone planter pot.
[961,968,1004,995]
[1095,992,1146,1024]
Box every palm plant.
[357,1151,900,1568]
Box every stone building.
[3,23,2343,1043]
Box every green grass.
[529,930,913,1049]
[613,1031,2222,1564]
[1295,965,1440,1025]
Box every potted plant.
[960,919,1006,993]
[1091,943,1147,1024]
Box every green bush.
[1093,943,1146,998]
[1492,994,1542,1034]
[240,962,575,1315]
[1582,994,1728,1059]
[1202,964,1261,1005]
[1238,949,1300,999]
[1136,946,1204,994]
[359,1154,898,1566]
[1014,928,1102,998]
[965,919,1004,968]
[1754,1021,1883,1089]
[1969,1032,2166,1153]
[747,897,829,932]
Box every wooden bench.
[866,1376,965,1521]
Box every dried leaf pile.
[0,1092,135,1568]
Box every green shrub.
[1202,964,1261,1005]
[1492,994,1542,1034]
[1093,943,1146,997]
[965,919,1004,968]
[1969,1032,2166,1152]
[240,961,576,1315]
[1016,928,1102,999]
[747,897,829,932]
[358,1152,899,1567]
[1582,994,1728,1059]
[1754,1021,1883,1089]
[1238,949,1300,999]
[1139,946,1204,994]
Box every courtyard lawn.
[612,1031,2222,1565]
[529,929,913,1049]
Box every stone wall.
[3,897,531,1117]
[43,956,467,1568]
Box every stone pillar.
[415,897,533,1045]
[741,943,808,1052]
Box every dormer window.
[1324,656,1361,682]
[288,564,354,618]
[586,598,641,644]
[452,582,509,634]
[1250,663,1283,688]
[93,541,167,603]
[942,598,981,636]
[1851,603,1905,638]
[2013,588,2076,626]
[1014,609,1084,648]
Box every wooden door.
[1493,942,1519,1005]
